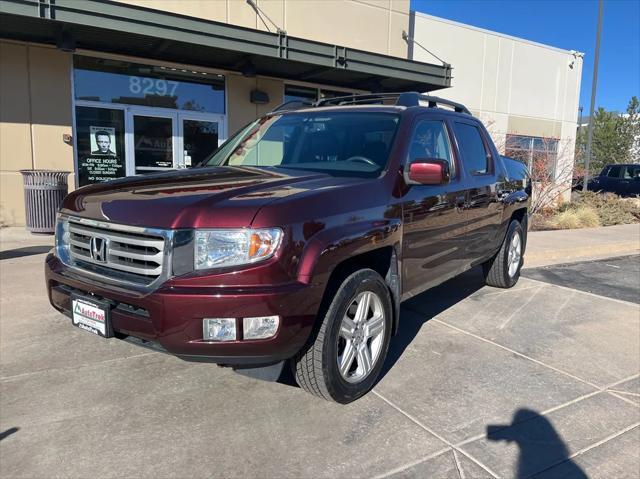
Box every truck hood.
[61,166,356,229]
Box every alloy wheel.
[507,232,522,277]
[337,291,386,383]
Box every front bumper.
[45,254,322,365]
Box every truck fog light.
[243,315,279,340]
[203,318,236,341]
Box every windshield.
[203,112,400,176]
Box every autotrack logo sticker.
[74,302,105,322]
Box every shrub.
[568,191,640,226]
[547,206,601,229]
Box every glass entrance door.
[131,111,178,174]
[124,108,225,174]
[177,113,226,168]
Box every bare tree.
[484,119,578,214]
[527,138,577,214]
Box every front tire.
[293,269,392,403]
[483,219,525,288]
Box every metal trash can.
[19,170,70,234]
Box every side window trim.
[406,116,459,181]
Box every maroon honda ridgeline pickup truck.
[46,93,530,403]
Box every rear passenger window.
[453,122,489,175]
[407,120,455,176]
[625,166,640,178]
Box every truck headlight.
[194,228,282,270]
[55,215,70,264]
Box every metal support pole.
[583,0,603,191]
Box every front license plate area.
[71,295,113,338]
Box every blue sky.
[411,0,640,113]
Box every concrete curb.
[524,223,640,268]
[524,242,640,269]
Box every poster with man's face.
[90,126,116,156]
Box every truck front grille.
[67,218,171,287]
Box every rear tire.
[483,219,524,288]
[293,269,392,403]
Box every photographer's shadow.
[488,409,587,478]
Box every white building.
[410,12,584,200]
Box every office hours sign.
[75,107,126,186]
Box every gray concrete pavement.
[523,255,640,304]
[1,234,639,478]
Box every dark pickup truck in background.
[587,163,640,196]
[46,92,530,403]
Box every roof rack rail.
[316,93,405,107]
[270,92,471,115]
[270,99,314,113]
[314,91,471,115]
[402,93,471,115]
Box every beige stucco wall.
[0,41,353,226]
[117,0,410,57]
[411,12,582,127]
[0,40,74,226]
[411,12,583,201]
[227,74,284,133]
[1,0,413,227]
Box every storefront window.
[284,84,356,104]
[319,89,351,99]
[133,116,174,171]
[183,120,219,166]
[284,85,318,103]
[74,56,225,113]
[75,106,126,186]
[505,134,559,176]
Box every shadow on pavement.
[276,266,486,389]
[0,427,19,441]
[488,409,587,479]
[0,246,52,260]
[378,266,486,381]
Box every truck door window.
[453,122,489,175]
[407,120,454,177]
[607,165,622,178]
[624,165,640,179]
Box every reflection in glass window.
[133,116,174,171]
[206,112,400,177]
[606,165,622,178]
[284,84,356,105]
[505,134,559,176]
[623,165,640,179]
[320,89,351,99]
[284,85,318,104]
[453,123,489,175]
[183,120,219,166]
[74,56,225,113]
[407,120,454,176]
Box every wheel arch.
[311,245,402,338]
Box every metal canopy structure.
[0,0,452,92]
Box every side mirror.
[406,159,450,185]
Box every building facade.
[409,12,583,200]
[0,1,582,226]
[1,0,453,226]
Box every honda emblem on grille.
[90,236,108,263]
